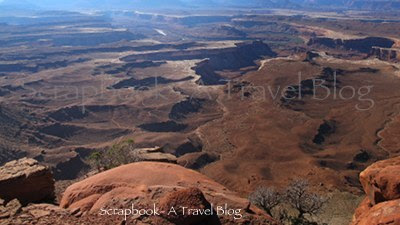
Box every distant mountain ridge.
[1,0,400,11]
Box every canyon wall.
[308,36,395,53]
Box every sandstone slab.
[352,199,400,225]
[60,162,277,224]
[0,158,55,205]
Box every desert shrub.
[249,187,281,216]
[249,179,327,225]
[88,139,141,171]
[285,180,326,219]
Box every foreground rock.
[1,203,114,225]
[0,158,55,205]
[353,198,400,225]
[351,156,400,225]
[0,199,22,219]
[158,187,220,225]
[61,162,277,224]
[359,156,400,204]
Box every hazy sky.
[1,0,397,11]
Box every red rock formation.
[158,187,218,225]
[352,199,400,225]
[0,158,55,205]
[60,162,277,224]
[351,156,400,225]
[359,156,400,204]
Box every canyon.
[0,5,400,225]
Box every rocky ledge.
[135,147,177,163]
[351,156,400,225]
[0,158,55,205]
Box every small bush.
[286,180,326,219]
[249,179,327,225]
[88,139,141,171]
[249,187,281,216]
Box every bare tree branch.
[249,186,281,216]
[285,179,326,218]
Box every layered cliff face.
[371,47,400,62]
[351,156,400,225]
[121,40,276,85]
[308,37,395,53]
